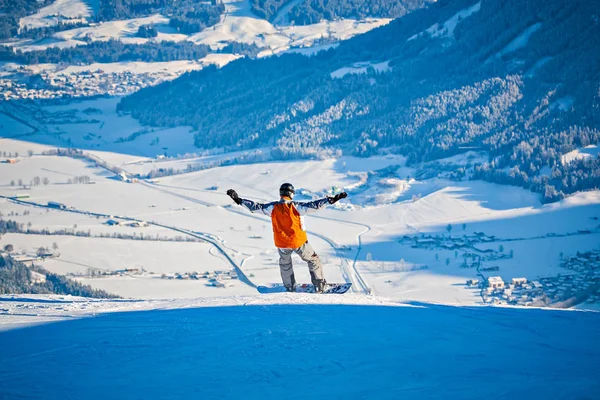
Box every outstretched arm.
[295,192,347,215]
[226,189,274,216]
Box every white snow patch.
[499,23,541,56]
[561,145,600,165]
[490,23,542,61]
[54,14,177,43]
[283,42,339,57]
[330,61,391,79]
[271,0,303,26]
[409,1,481,41]
[525,56,552,77]
[19,0,93,30]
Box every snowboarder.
[226,183,347,293]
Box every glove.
[227,189,242,205]
[328,192,348,204]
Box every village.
[1,67,186,101]
[70,267,239,289]
[478,249,600,308]
[399,230,600,308]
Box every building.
[512,278,527,287]
[488,276,505,290]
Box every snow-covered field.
[1,129,599,308]
[19,0,94,30]
[0,294,598,399]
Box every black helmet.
[279,182,295,198]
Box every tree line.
[0,39,213,64]
[98,0,225,34]
[250,0,432,24]
[0,254,119,297]
[0,38,263,65]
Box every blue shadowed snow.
[0,301,599,399]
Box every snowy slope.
[561,145,599,165]
[19,0,94,30]
[0,294,598,399]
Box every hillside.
[120,0,600,202]
[250,0,434,24]
[0,294,599,399]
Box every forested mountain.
[120,0,600,202]
[251,0,434,24]
[0,0,53,39]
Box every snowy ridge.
[0,293,403,330]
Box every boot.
[285,284,296,292]
[314,279,327,293]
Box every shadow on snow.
[0,302,598,399]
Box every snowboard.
[257,282,352,294]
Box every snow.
[426,150,488,166]
[10,0,390,58]
[496,23,542,58]
[0,112,35,137]
[409,1,481,41]
[526,56,552,77]
[19,0,93,30]
[1,233,253,299]
[0,294,598,399]
[55,14,180,43]
[330,61,391,79]
[6,97,200,157]
[190,0,390,55]
[282,42,339,57]
[38,56,238,76]
[271,0,303,26]
[561,145,599,165]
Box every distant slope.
[0,296,599,399]
[120,0,600,202]
[251,0,435,24]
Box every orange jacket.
[239,196,330,249]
